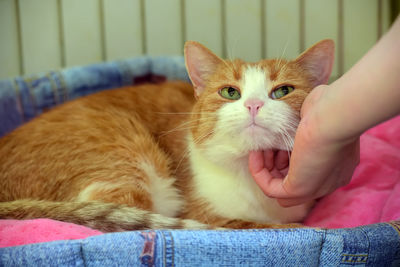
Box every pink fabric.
[0,219,102,247]
[304,116,400,228]
[0,116,399,247]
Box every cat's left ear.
[294,39,335,86]
[184,41,224,98]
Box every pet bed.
[0,56,399,266]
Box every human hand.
[249,85,360,207]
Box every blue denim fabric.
[1,223,400,266]
[0,56,189,137]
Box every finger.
[270,168,284,179]
[251,172,291,199]
[275,150,289,170]
[280,166,289,177]
[263,149,274,171]
[248,151,265,174]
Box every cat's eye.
[271,85,295,99]
[219,86,241,100]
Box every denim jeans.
[1,222,400,266]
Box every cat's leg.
[183,203,302,229]
[187,212,303,229]
[75,127,183,218]
[183,201,303,229]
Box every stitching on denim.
[140,231,157,267]
[13,78,25,122]
[340,226,371,264]
[169,231,175,267]
[117,60,133,86]
[159,231,167,267]
[359,226,371,265]
[56,71,69,101]
[162,231,175,267]
[79,240,88,267]
[47,72,60,105]
[386,221,400,236]
[317,229,327,266]
[24,76,38,116]
[341,254,368,264]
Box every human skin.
[249,16,400,207]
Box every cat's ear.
[184,41,224,98]
[294,39,335,86]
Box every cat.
[0,40,334,232]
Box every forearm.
[318,16,400,141]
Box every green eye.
[271,85,295,99]
[219,86,241,100]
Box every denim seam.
[386,221,400,236]
[79,240,88,267]
[12,78,25,122]
[160,231,175,267]
[47,72,60,105]
[57,71,69,101]
[160,231,166,267]
[358,227,371,265]
[24,76,38,116]
[317,229,326,266]
[117,60,137,86]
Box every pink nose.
[244,99,264,117]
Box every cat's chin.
[245,123,269,133]
[242,124,276,150]
[240,125,295,153]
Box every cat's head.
[184,40,334,164]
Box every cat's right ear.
[184,41,223,98]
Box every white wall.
[0,0,392,80]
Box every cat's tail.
[0,199,213,232]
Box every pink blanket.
[1,116,399,247]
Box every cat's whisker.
[227,37,240,62]
[278,129,293,163]
[276,39,290,69]
[159,117,215,137]
[159,126,196,138]
[155,112,216,115]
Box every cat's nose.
[244,99,264,117]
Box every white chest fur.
[188,138,309,224]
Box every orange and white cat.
[0,40,334,231]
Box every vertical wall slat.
[185,0,223,57]
[264,0,301,60]
[381,0,392,34]
[102,0,143,61]
[19,0,61,74]
[144,0,182,55]
[224,0,262,61]
[0,0,20,78]
[343,0,378,72]
[61,0,103,66]
[0,0,393,78]
[304,0,339,79]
